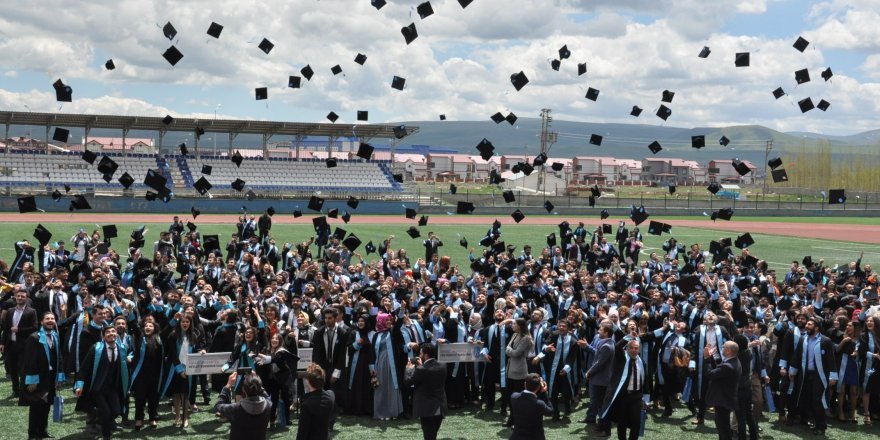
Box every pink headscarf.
[376,313,392,333]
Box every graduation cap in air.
[476,138,495,161]
[546,232,557,247]
[578,62,587,76]
[599,224,610,235]
[191,206,200,219]
[327,112,339,123]
[558,44,571,60]
[101,224,118,239]
[162,46,183,66]
[356,111,368,121]
[656,105,672,121]
[821,67,833,82]
[144,169,167,193]
[505,112,518,125]
[231,151,243,167]
[80,150,97,165]
[406,226,421,239]
[543,200,554,213]
[300,65,314,81]
[510,71,529,91]
[365,241,377,254]
[354,53,367,65]
[589,134,603,146]
[347,196,359,210]
[661,90,675,103]
[325,158,337,168]
[629,206,649,225]
[532,153,547,167]
[330,64,342,76]
[417,1,434,19]
[393,125,408,139]
[255,87,268,100]
[520,162,534,176]
[308,195,325,211]
[199,164,212,175]
[449,184,457,195]
[715,208,734,221]
[17,196,38,213]
[401,22,418,44]
[698,46,711,58]
[691,135,705,149]
[51,189,63,201]
[178,143,190,156]
[391,76,406,91]
[732,160,751,176]
[185,221,197,233]
[371,0,387,9]
[418,215,429,226]
[510,210,525,223]
[630,106,643,117]
[332,227,347,241]
[502,190,515,203]
[457,236,468,248]
[200,234,218,253]
[439,114,447,120]
[734,52,750,67]
[828,189,846,204]
[585,87,599,101]
[551,162,564,172]
[33,224,52,246]
[258,38,274,54]
[590,185,601,198]
[207,22,223,38]
[600,209,609,220]
[588,195,596,207]
[231,178,245,192]
[669,185,676,195]
[393,174,403,183]
[245,190,256,201]
[793,36,809,52]
[312,216,328,231]
[458,0,473,7]
[772,87,785,99]
[342,234,362,252]
[491,112,505,124]
[70,195,91,211]
[795,68,810,84]
[97,155,118,176]
[293,210,302,218]
[456,201,475,214]
[162,115,174,126]
[648,141,663,155]
[771,168,788,183]
[735,232,754,249]
[732,310,750,329]
[53,78,72,102]
[707,182,721,194]
[798,97,815,113]
[647,221,665,236]
[161,21,177,40]
[817,100,830,111]
[676,276,704,294]
[719,136,731,147]
[118,172,134,189]
[104,59,115,70]
[405,207,417,219]
[356,143,374,160]
[52,128,70,143]
[340,211,351,223]
[802,255,813,268]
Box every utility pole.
[538,108,557,193]
[762,139,773,197]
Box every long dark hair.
[514,317,529,336]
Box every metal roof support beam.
[327,135,338,156]
[229,132,238,156]
[294,135,303,161]
[122,127,130,153]
[5,122,10,154]
[45,125,50,154]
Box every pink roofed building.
[708,159,757,184]
[84,137,154,153]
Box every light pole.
[213,104,222,153]
[762,140,773,197]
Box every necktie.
[495,326,501,346]
[629,358,638,390]
[109,347,116,363]
[409,326,417,343]
[327,329,335,361]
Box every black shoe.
[504,418,514,428]
[661,409,673,418]
[203,396,211,405]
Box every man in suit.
[787,316,837,436]
[705,340,742,440]
[74,325,130,440]
[583,322,614,425]
[509,373,553,440]
[1,288,39,398]
[297,364,335,440]
[21,311,65,440]
[404,343,448,440]
[600,337,648,440]
[312,308,349,416]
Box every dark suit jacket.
[509,391,553,440]
[312,325,350,381]
[705,356,741,410]
[296,389,335,440]
[404,358,447,418]
[1,305,38,350]
[587,337,614,386]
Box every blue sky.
[0,0,877,136]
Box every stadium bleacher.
[0,151,164,189]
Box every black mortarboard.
[184,221,197,232]
[716,208,734,221]
[601,209,609,219]
[589,134,603,146]
[328,208,339,219]
[491,112,505,124]
[97,155,118,176]
[507,112,519,125]
[288,76,302,89]
[401,22,418,44]
[51,189,63,201]
[578,62,587,76]
[829,189,846,204]
[551,162,564,172]
[669,185,676,195]
[162,21,177,40]
[793,36,809,52]
[231,150,243,167]
[735,232,754,249]
[476,138,495,161]
[771,168,788,183]
[418,215,429,226]
[630,207,649,225]
[449,184,457,194]
[191,206,200,219]
[70,195,91,211]
[735,52,750,67]
[101,224,118,239]
[264,206,275,217]
[354,53,367,65]
[309,195,325,211]
[795,68,810,84]
[199,234,218,253]
[719,136,730,147]
[698,46,711,58]
[293,210,302,218]
[104,59,115,70]
[630,106,643,117]
[558,44,571,59]
[53,78,72,102]
[372,0,387,9]
[231,178,245,191]
[356,143,374,160]
[772,87,785,99]
[357,110,368,121]
[533,153,547,167]
[393,174,403,183]
[439,114,446,120]
[207,22,223,38]
[676,276,703,294]
[325,158,337,168]
[661,90,675,103]
[691,135,705,149]
[162,46,183,66]
[406,226,421,239]
[707,182,721,194]
[258,38,274,54]
[340,211,351,223]
[347,196,359,210]
[405,207,417,219]
[197,163,211,175]
[255,87,268,100]
[417,1,434,19]
[798,97,815,113]
[588,196,596,208]
[332,227,347,241]
[301,65,314,80]
[510,210,525,223]
[162,115,174,125]
[52,128,70,143]
[585,87,600,101]
[546,232,556,247]
[33,224,52,245]
[245,190,256,201]
[365,241,376,254]
[743,255,758,268]
[458,237,468,248]
[144,169,167,192]
[327,112,339,123]
[489,169,504,185]
[64,185,71,193]
[502,190,515,203]
[195,127,205,140]
[458,0,473,7]
[817,99,830,111]
[821,67,833,81]
[648,221,664,236]
[590,185,601,198]
[709,240,722,254]
[118,172,134,189]
[601,224,612,235]
[648,140,662,154]
[491,241,507,256]
[312,216,328,230]
[178,143,189,156]
[732,310,750,328]
[543,200,554,213]
[802,256,813,267]
[656,105,672,121]
[733,160,751,176]
[520,162,534,176]
[456,201,475,214]
[102,173,113,183]
[510,71,529,91]
[342,234,362,252]
[391,76,406,91]
[18,196,37,213]
[331,64,342,75]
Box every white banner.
[437,342,484,363]
[183,352,232,375]
[297,348,313,370]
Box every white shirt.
[627,356,642,391]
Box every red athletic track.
[2,213,877,244]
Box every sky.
[0,0,878,137]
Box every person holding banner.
[21,311,65,440]
[161,313,204,429]
[255,331,297,430]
